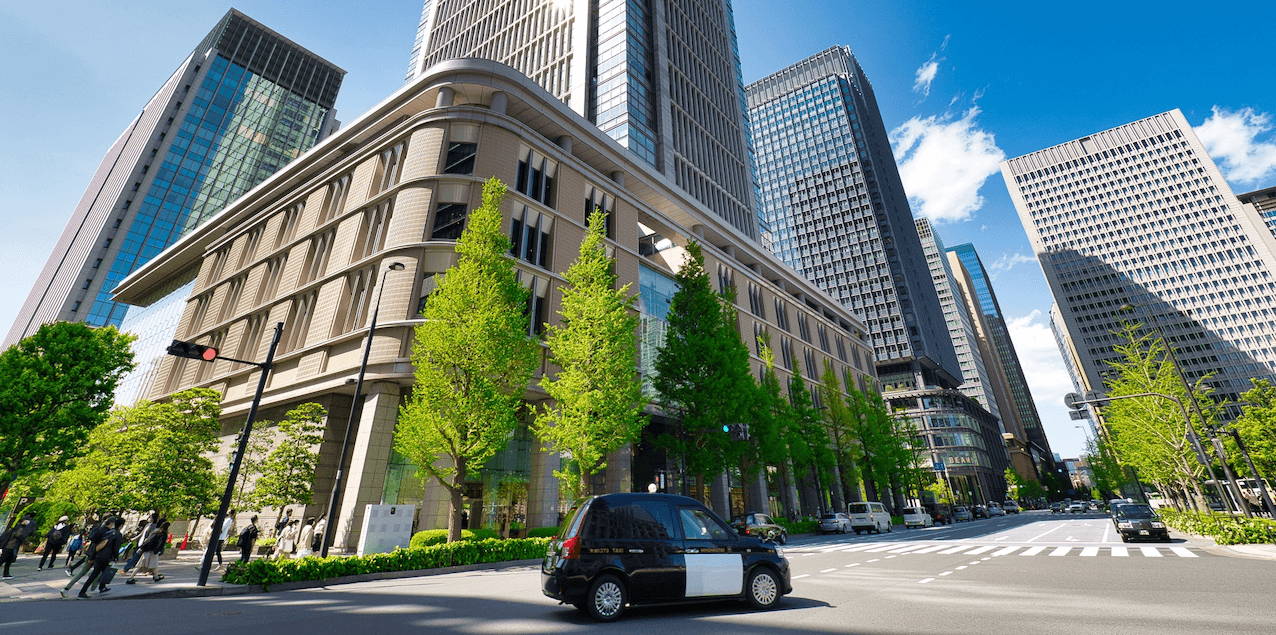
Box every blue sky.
[3,1,1276,460]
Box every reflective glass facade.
[114,274,196,405]
[637,263,676,396]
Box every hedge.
[526,526,559,538]
[222,538,550,588]
[1158,509,1276,545]
[409,528,500,549]
[775,519,819,535]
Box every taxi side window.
[679,507,733,541]
[759,515,774,525]
[619,501,677,540]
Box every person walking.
[274,519,297,560]
[63,525,83,567]
[311,514,326,552]
[274,509,294,538]
[65,520,99,576]
[238,515,260,563]
[1,513,37,580]
[38,516,72,570]
[125,520,168,585]
[120,514,157,574]
[295,518,316,558]
[61,517,120,598]
[213,511,235,570]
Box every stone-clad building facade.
[114,60,874,550]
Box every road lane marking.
[965,546,996,555]
[992,546,1020,556]
[968,561,980,565]
[994,535,1009,541]
[939,545,971,554]
[889,544,926,553]
[912,545,948,554]
[867,559,880,562]
[1111,547,1129,557]
[865,544,902,552]
[820,568,837,573]
[792,574,809,579]
[802,553,819,557]
[840,544,881,552]
[918,578,934,584]
[1170,547,1198,558]
[1080,547,1099,557]
[1026,523,1065,542]
[1141,547,1162,557]
[844,563,860,567]
[885,555,897,559]
[1049,547,1071,556]
[1103,523,1113,543]
[955,565,967,570]
[1020,546,1047,556]
[938,571,952,576]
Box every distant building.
[1002,109,1276,414]
[1237,185,1276,240]
[4,9,343,350]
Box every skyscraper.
[1237,186,1276,240]
[1003,109,1276,410]
[947,243,1054,471]
[404,0,761,240]
[4,9,344,348]
[746,46,959,386]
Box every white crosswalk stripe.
[783,542,1203,558]
[1080,547,1099,556]
[839,543,882,552]
[1169,547,1197,558]
[1020,546,1047,556]
[912,545,949,554]
[1111,547,1129,557]
[1049,547,1072,556]
[992,546,1020,557]
[1141,546,1163,557]
[964,546,997,555]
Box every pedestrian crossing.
[784,541,1204,558]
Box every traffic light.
[723,423,750,441]
[167,339,218,362]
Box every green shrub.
[408,528,502,550]
[221,538,551,588]
[526,526,559,538]
[774,519,819,535]
[1159,509,1276,545]
[890,515,904,526]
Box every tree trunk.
[738,462,751,514]
[448,462,467,543]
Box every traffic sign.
[932,462,946,472]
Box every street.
[1,511,1272,634]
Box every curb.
[104,559,543,600]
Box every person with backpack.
[125,520,168,584]
[120,513,157,574]
[212,510,235,570]
[61,517,119,598]
[238,515,260,563]
[63,525,83,566]
[1,513,37,580]
[38,516,71,570]
[65,521,99,576]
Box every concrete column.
[436,86,455,108]
[417,459,452,530]
[709,472,731,518]
[332,382,401,552]
[604,444,632,494]
[746,472,768,515]
[489,91,507,114]
[527,440,560,530]
[831,464,846,512]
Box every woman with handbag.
[124,520,168,584]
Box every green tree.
[227,434,271,512]
[819,359,862,507]
[1004,467,1023,500]
[1084,432,1124,500]
[251,403,327,509]
[784,357,834,512]
[395,178,540,542]
[749,335,794,514]
[0,322,135,497]
[652,240,752,499]
[1230,379,1276,481]
[536,211,644,498]
[926,478,955,505]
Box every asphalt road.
[1,511,1272,634]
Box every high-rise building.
[404,0,761,240]
[947,243,1054,471]
[746,46,959,387]
[1237,186,1276,240]
[4,10,344,348]
[1002,109,1276,411]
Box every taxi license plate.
[1139,530,1149,535]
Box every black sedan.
[1112,503,1171,542]
[542,493,792,621]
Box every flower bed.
[221,538,550,588]
[1158,509,1276,545]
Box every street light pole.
[1119,304,1249,516]
[321,262,405,558]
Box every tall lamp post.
[1119,304,1250,516]
[321,261,405,557]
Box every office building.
[4,9,344,349]
[1002,109,1276,410]
[404,0,762,241]
[112,59,876,549]
[1237,186,1276,240]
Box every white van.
[848,501,893,534]
[901,506,933,528]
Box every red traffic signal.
[167,340,218,362]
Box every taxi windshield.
[1116,505,1157,519]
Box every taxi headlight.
[775,546,786,559]
[1117,522,1133,529]
[1151,522,1165,529]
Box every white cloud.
[913,54,939,97]
[890,106,1006,223]
[1006,310,1088,459]
[987,250,1037,280]
[1194,106,1276,186]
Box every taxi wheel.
[745,567,782,610]
[585,575,627,622]
[778,531,787,545]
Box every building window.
[417,272,442,315]
[836,336,847,362]
[431,203,467,240]
[300,230,335,285]
[780,337,793,370]
[334,267,375,335]
[321,174,352,224]
[82,279,92,290]
[187,295,211,337]
[717,265,734,297]
[523,275,550,338]
[275,203,303,250]
[257,255,287,305]
[282,291,318,354]
[510,205,553,268]
[238,224,264,270]
[371,141,407,196]
[753,321,768,355]
[239,312,268,361]
[71,301,81,313]
[354,201,393,261]
[218,275,246,323]
[585,184,615,238]
[798,313,810,343]
[515,145,556,207]
[443,124,479,175]
[748,283,765,319]
[804,347,817,378]
[818,325,830,353]
[208,247,231,282]
[775,299,790,332]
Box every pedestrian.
[120,513,158,573]
[274,509,293,538]
[311,514,326,553]
[63,525,83,567]
[213,510,236,570]
[38,516,71,570]
[274,519,297,560]
[238,515,260,563]
[295,517,315,558]
[62,516,121,598]
[65,520,99,576]
[125,520,168,584]
[1,513,37,580]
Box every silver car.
[819,512,851,534]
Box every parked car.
[970,504,988,519]
[926,503,953,525]
[986,502,1005,517]
[848,501,893,534]
[542,493,792,621]
[1068,502,1085,514]
[1002,501,1020,514]
[729,512,788,544]
[953,506,973,522]
[818,512,852,535]
[1050,502,1065,514]
[1111,503,1171,542]
[901,506,934,528]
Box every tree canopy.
[251,403,327,510]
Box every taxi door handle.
[628,549,644,553]
[685,548,699,554]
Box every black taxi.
[541,493,792,621]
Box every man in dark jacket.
[1,513,37,579]
[238,515,260,563]
[38,515,71,570]
[77,517,122,598]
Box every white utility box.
[357,504,416,557]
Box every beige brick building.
[114,59,874,551]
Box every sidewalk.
[0,550,240,602]
[1216,543,1276,560]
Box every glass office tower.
[4,9,343,347]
